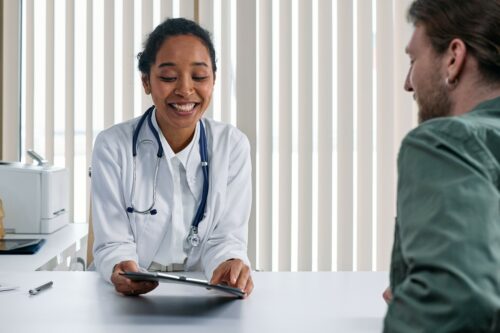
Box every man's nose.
[404,72,413,92]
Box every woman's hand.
[111,260,158,296]
[210,259,254,297]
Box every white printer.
[0,152,69,234]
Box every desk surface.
[0,271,388,332]
[0,223,88,271]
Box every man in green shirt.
[384,0,500,331]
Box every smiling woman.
[91,17,254,298]
[141,34,215,153]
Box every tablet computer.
[121,271,246,298]
[0,238,46,254]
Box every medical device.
[126,106,209,247]
[0,151,69,234]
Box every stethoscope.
[126,106,209,248]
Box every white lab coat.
[91,114,252,283]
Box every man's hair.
[408,0,500,83]
[137,17,217,76]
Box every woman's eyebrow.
[157,61,209,68]
[192,62,209,67]
[158,62,175,68]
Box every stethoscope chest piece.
[187,226,201,247]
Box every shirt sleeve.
[91,130,139,283]
[384,126,500,332]
[201,133,252,279]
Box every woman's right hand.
[111,260,158,296]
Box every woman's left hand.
[210,259,254,297]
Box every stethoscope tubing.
[126,106,209,247]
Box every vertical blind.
[15,0,416,272]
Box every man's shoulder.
[404,116,475,146]
[405,109,500,147]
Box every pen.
[29,281,53,295]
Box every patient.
[384,0,500,331]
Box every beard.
[416,71,454,124]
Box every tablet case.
[121,271,246,298]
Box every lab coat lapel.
[185,125,202,199]
[192,119,212,243]
[134,118,173,267]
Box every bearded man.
[384,0,500,331]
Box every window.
[4,0,417,272]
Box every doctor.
[91,17,253,297]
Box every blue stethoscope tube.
[126,106,209,247]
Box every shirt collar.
[151,107,199,169]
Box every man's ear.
[141,74,151,95]
[446,38,467,84]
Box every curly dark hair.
[408,0,500,83]
[137,17,217,76]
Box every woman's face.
[143,34,215,137]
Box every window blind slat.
[317,0,333,272]
[376,0,396,271]
[86,0,94,227]
[336,0,354,271]
[45,0,55,163]
[236,0,257,267]
[356,0,373,271]
[122,0,134,121]
[278,0,293,272]
[257,0,273,271]
[220,0,233,124]
[104,0,114,129]
[180,0,195,21]
[141,0,153,112]
[160,0,174,20]
[297,0,313,271]
[25,0,35,162]
[65,0,75,221]
[198,0,214,119]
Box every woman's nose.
[174,78,194,97]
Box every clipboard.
[120,271,246,298]
[0,238,46,254]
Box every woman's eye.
[193,76,208,81]
[160,76,176,82]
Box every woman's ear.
[141,74,151,95]
[446,38,467,84]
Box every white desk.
[0,223,88,271]
[0,271,388,332]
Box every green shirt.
[384,96,500,332]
